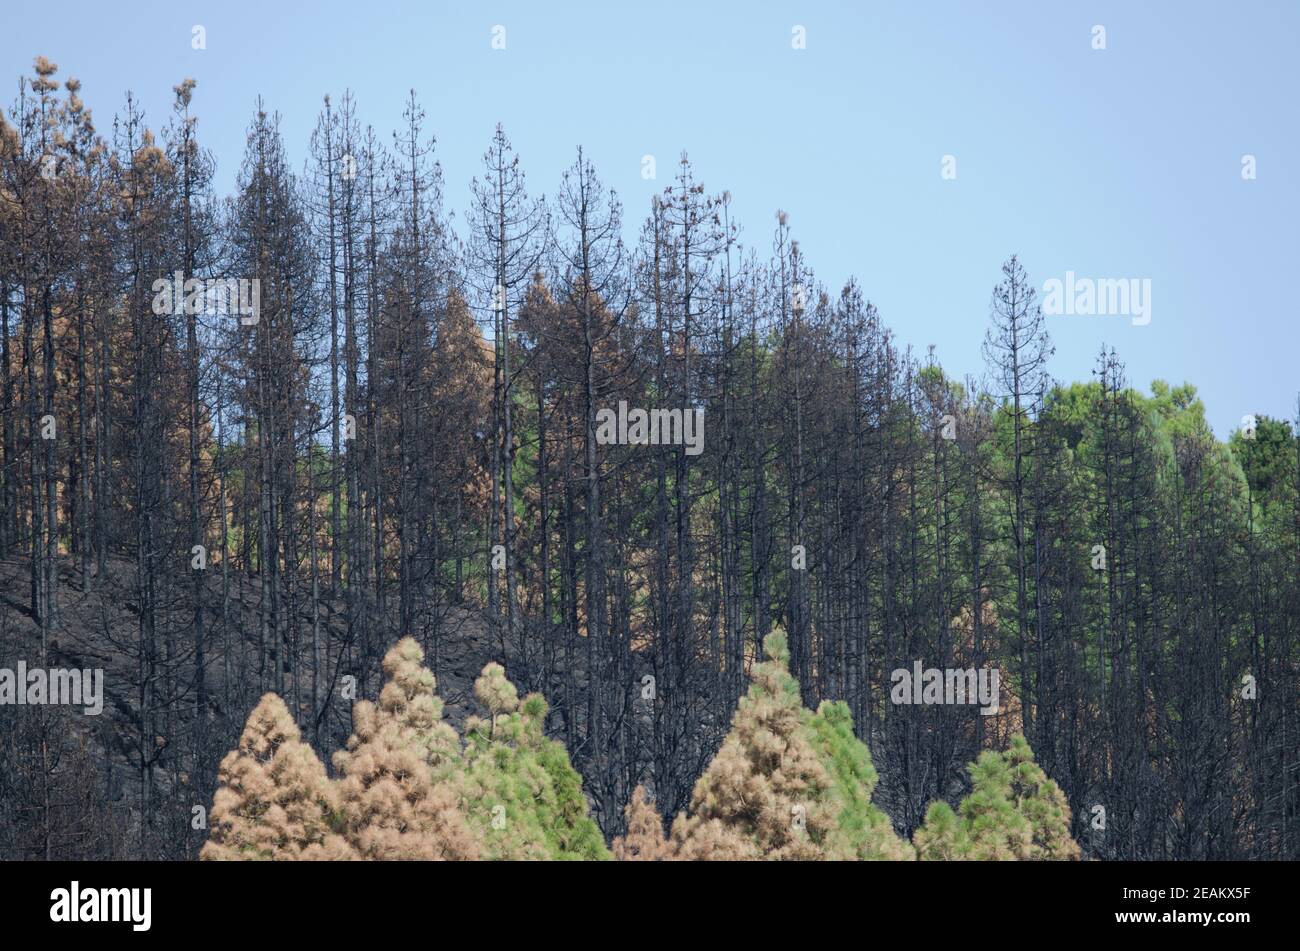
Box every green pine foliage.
[914,736,1079,860]
[961,749,1033,859]
[912,801,967,861]
[460,665,609,860]
[1005,735,1080,860]
[807,699,914,860]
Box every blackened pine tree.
[163,76,220,829]
[982,255,1053,745]
[552,147,631,833]
[467,125,547,666]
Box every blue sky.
[4,0,1295,437]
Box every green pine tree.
[1006,735,1080,860]
[914,735,1079,860]
[807,699,914,859]
[459,663,609,860]
[912,801,968,860]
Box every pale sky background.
[4,0,1296,437]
